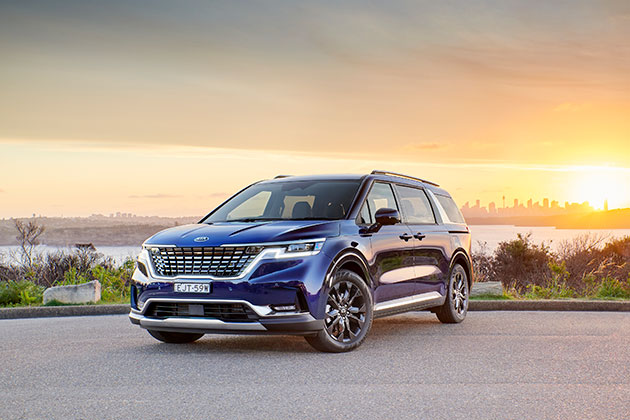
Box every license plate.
[174,283,211,294]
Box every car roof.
[259,173,452,196]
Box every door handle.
[399,233,413,241]
[414,233,426,240]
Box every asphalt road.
[1,312,629,420]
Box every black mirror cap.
[374,208,400,226]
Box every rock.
[43,280,101,304]
[471,281,503,297]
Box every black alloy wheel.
[435,263,469,324]
[305,269,373,352]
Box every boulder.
[470,281,503,297]
[43,280,101,304]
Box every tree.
[14,219,45,269]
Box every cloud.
[199,192,229,198]
[403,142,446,152]
[552,102,592,113]
[128,194,182,199]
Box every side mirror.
[375,208,400,226]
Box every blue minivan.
[129,170,472,352]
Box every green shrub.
[60,267,91,286]
[593,276,630,299]
[0,280,44,306]
[522,260,574,299]
[91,259,134,302]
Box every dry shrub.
[471,241,494,282]
[492,233,552,292]
[556,234,630,292]
[0,248,115,288]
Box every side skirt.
[373,291,445,319]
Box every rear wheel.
[435,263,469,324]
[147,329,204,344]
[305,269,373,352]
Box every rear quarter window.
[436,195,466,224]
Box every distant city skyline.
[460,196,611,218]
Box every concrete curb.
[1,300,630,320]
[469,299,630,312]
[0,304,129,320]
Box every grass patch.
[470,294,512,300]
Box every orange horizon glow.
[1,1,629,218]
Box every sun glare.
[571,169,629,210]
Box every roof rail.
[274,174,293,179]
[370,170,439,187]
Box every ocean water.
[468,225,630,254]
[1,225,629,263]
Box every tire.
[435,263,469,324]
[305,269,373,353]
[147,329,204,344]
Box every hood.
[144,221,341,247]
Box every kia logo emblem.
[194,236,209,242]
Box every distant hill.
[2,209,629,247]
[0,216,198,246]
[466,208,630,229]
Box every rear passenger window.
[436,195,466,224]
[395,185,436,224]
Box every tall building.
[604,200,609,211]
[543,198,549,208]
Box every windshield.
[203,180,362,223]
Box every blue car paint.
[130,172,472,336]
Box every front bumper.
[129,299,323,335]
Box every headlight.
[286,242,324,253]
[273,240,325,258]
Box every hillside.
[0,216,198,246]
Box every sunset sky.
[1,0,629,217]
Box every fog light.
[271,304,296,312]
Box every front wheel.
[435,263,469,324]
[305,269,373,352]
[147,329,204,343]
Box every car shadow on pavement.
[128,313,442,354]
[130,334,316,354]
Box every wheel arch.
[450,249,473,287]
[325,249,372,289]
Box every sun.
[570,168,630,210]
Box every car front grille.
[145,302,259,322]
[148,246,259,277]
